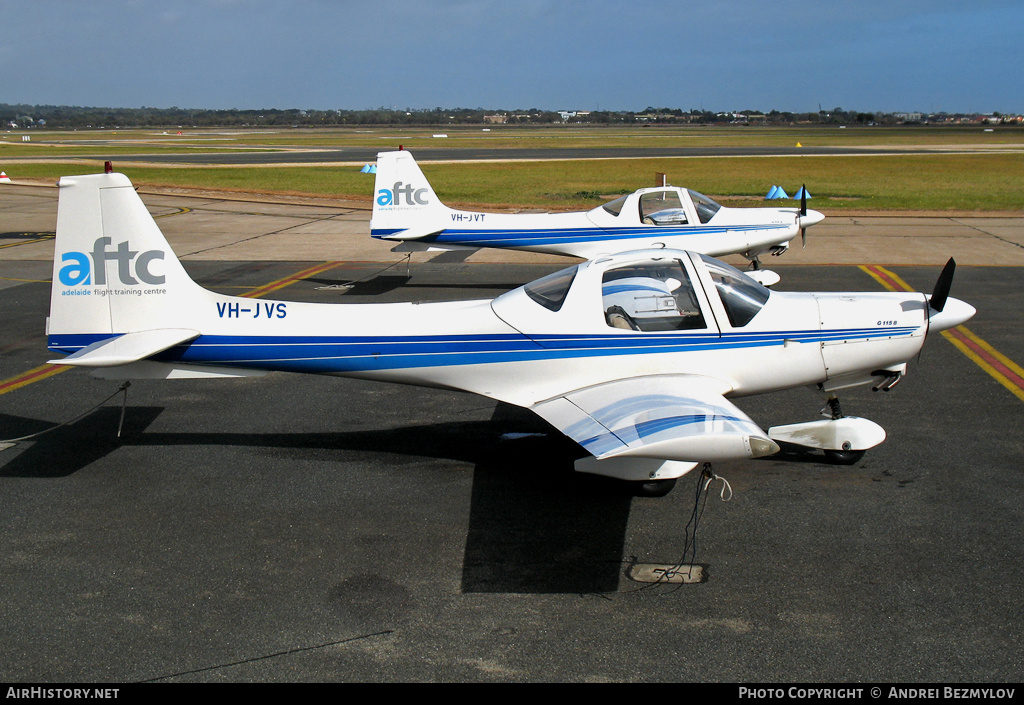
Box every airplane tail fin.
[48,172,210,344]
[370,150,449,239]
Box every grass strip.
[4,153,1023,212]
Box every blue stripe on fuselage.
[371,223,788,248]
[47,326,917,374]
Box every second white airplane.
[370,149,824,273]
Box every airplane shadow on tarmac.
[0,407,165,479]
[0,403,635,594]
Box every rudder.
[48,172,208,339]
[371,150,448,236]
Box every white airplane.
[370,149,824,279]
[46,172,973,495]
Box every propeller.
[929,257,956,313]
[919,257,962,363]
[910,256,975,367]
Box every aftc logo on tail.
[58,236,165,286]
[377,181,429,207]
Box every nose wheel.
[820,396,866,465]
[767,393,886,465]
[823,449,866,465]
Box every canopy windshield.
[688,190,722,224]
[601,195,628,216]
[523,264,579,312]
[699,255,770,327]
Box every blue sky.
[3,0,1021,114]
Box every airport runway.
[13,143,1024,168]
[1,185,1023,682]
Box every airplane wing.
[531,374,779,463]
[48,328,200,367]
[377,223,447,241]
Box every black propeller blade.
[930,258,956,313]
[799,184,807,249]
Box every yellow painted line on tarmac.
[0,363,69,396]
[860,264,916,293]
[153,207,192,219]
[942,326,1024,403]
[242,260,345,299]
[0,236,54,249]
[860,264,1024,403]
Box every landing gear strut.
[819,396,866,464]
[744,256,781,287]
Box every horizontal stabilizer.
[379,224,447,241]
[90,360,268,380]
[49,328,200,367]
[391,241,479,254]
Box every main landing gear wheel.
[636,479,677,497]
[823,449,866,465]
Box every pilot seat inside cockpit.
[602,260,706,332]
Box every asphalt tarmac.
[1,185,1022,683]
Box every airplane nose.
[798,209,825,228]
[928,296,976,332]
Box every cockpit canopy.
[599,187,723,225]
[601,259,707,331]
[496,249,771,337]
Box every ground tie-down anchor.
[628,463,731,586]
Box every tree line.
[0,103,984,129]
